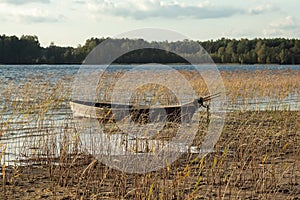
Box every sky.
[0,0,299,47]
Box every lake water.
[1,64,299,110]
[0,64,299,166]
[1,64,300,83]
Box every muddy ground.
[0,111,299,199]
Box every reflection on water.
[0,65,299,166]
[226,96,299,111]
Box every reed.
[0,69,299,199]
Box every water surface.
[0,64,299,166]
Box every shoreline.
[1,110,299,199]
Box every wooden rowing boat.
[70,93,220,124]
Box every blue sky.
[0,0,299,47]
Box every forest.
[0,34,300,64]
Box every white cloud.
[73,0,85,4]
[270,16,298,30]
[17,9,64,23]
[0,0,50,5]
[248,4,276,15]
[0,5,64,23]
[262,28,285,37]
[86,0,242,20]
[263,16,300,37]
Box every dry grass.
[222,69,300,104]
[0,69,299,199]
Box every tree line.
[0,34,300,64]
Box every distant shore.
[1,35,300,65]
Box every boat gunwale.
[70,99,198,110]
